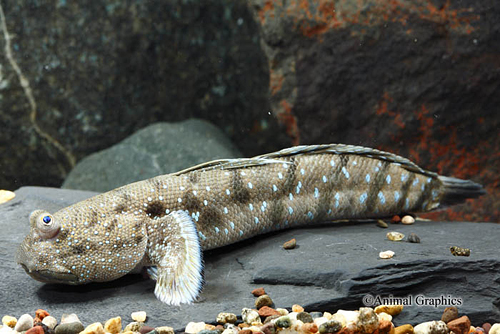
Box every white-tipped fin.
[147,210,203,305]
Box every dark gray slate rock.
[3,187,499,329]
[62,120,243,192]
[0,0,289,190]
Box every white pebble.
[131,311,147,322]
[184,322,206,334]
[379,250,395,259]
[156,326,174,334]
[14,314,33,332]
[401,215,415,225]
[0,327,15,334]
[490,324,500,334]
[413,321,448,334]
[61,313,81,324]
[336,310,358,324]
[42,316,58,330]
[376,312,392,322]
[241,308,262,325]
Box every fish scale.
[17,143,485,305]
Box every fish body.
[17,144,484,304]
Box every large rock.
[62,120,243,192]
[0,0,288,190]
[3,187,499,329]
[248,0,500,222]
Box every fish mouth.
[20,264,78,284]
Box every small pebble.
[26,326,44,334]
[80,323,105,334]
[2,316,17,328]
[391,215,401,224]
[131,311,147,323]
[374,305,403,316]
[251,287,266,297]
[377,312,392,322]
[185,322,206,334]
[407,233,421,243]
[302,323,319,334]
[379,250,395,259]
[35,310,49,323]
[155,326,174,334]
[335,310,357,324]
[310,312,323,320]
[60,314,81,325]
[55,322,85,334]
[275,316,292,329]
[387,231,405,241]
[276,308,289,316]
[447,316,471,334]
[489,324,500,334]
[441,307,459,323]
[239,330,252,334]
[358,307,379,334]
[283,238,297,249]
[104,316,122,334]
[259,306,281,318]
[222,325,238,334]
[292,304,304,313]
[297,312,314,324]
[242,308,261,325]
[216,313,237,325]
[394,324,414,334]
[483,324,492,334]
[318,320,342,334]
[42,316,57,330]
[377,220,388,228]
[264,315,281,324]
[378,320,393,334]
[413,321,448,334]
[401,215,415,225]
[124,322,142,332]
[261,323,277,334]
[0,190,15,204]
[15,314,34,332]
[139,326,155,334]
[450,246,471,257]
[255,294,274,309]
[197,330,219,334]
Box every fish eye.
[32,212,60,239]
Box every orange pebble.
[251,287,266,297]
[303,323,319,333]
[35,309,49,321]
[292,304,304,312]
[26,326,44,334]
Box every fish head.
[17,202,148,284]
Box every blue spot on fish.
[394,191,400,201]
[342,166,350,179]
[365,174,371,183]
[401,173,408,182]
[254,217,259,224]
[359,193,368,204]
[378,191,386,204]
[386,175,391,184]
[307,211,314,219]
[314,187,319,198]
[288,206,294,214]
[273,184,278,192]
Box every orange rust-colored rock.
[303,323,319,333]
[447,316,471,334]
[252,287,266,297]
[292,304,304,312]
[258,306,281,318]
[26,326,44,334]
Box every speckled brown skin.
[17,144,484,304]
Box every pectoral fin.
[145,210,203,305]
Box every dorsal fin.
[174,144,436,177]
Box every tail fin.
[439,175,486,207]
